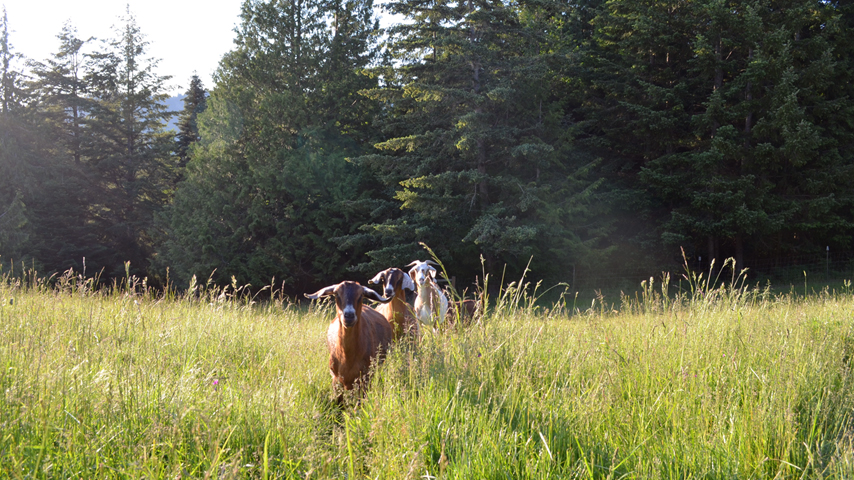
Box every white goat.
[407,260,448,328]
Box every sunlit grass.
[1,266,853,478]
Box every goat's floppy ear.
[305,284,337,300]
[402,272,416,291]
[362,286,392,303]
[368,271,385,285]
[428,266,437,278]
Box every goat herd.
[305,260,477,399]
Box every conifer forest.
[2,0,854,294]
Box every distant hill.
[163,94,186,132]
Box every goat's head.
[305,281,391,328]
[369,268,416,299]
[406,260,439,287]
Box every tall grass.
[1,264,853,478]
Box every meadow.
[1,265,853,479]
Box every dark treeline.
[1,0,853,294]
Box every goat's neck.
[416,280,436,300]
[390,288,408,313]
[337,314,363,358]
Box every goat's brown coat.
[448,298,478,325]
[307,281,393,392]
[326,306,392,390]
[371,268,419,340]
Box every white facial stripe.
[343,305,356,316]
[410,262,439,286]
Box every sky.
[4,0,244,94]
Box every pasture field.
[1,268,854,479]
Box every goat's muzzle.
[384,287,395,298]
[342,311,357,327]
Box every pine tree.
[84,7,175,277]
[157,0,382,292]
[0,114,34,262]
[588,0,854,269]
[175,74,206,167]
[27,22,91,165]
[0,8,33,263]
[21,22,110,273]
[0,6,24,113]
[351,0,597,281]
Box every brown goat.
[369,267,419,340]
[448,298,479,325]
[305,281,394,395]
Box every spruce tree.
[22,22,110,272]
[157,0,382,292]
[0,114,34,262]
[587,0,854,269]
[84,7,175,277]
[28,22,91,165]
[175,74,206,167]
[0,6,24,113]
[0,8,33,263]
[351,0,599,282]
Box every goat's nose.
[385,288,395,297]
[343,311,356,325]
